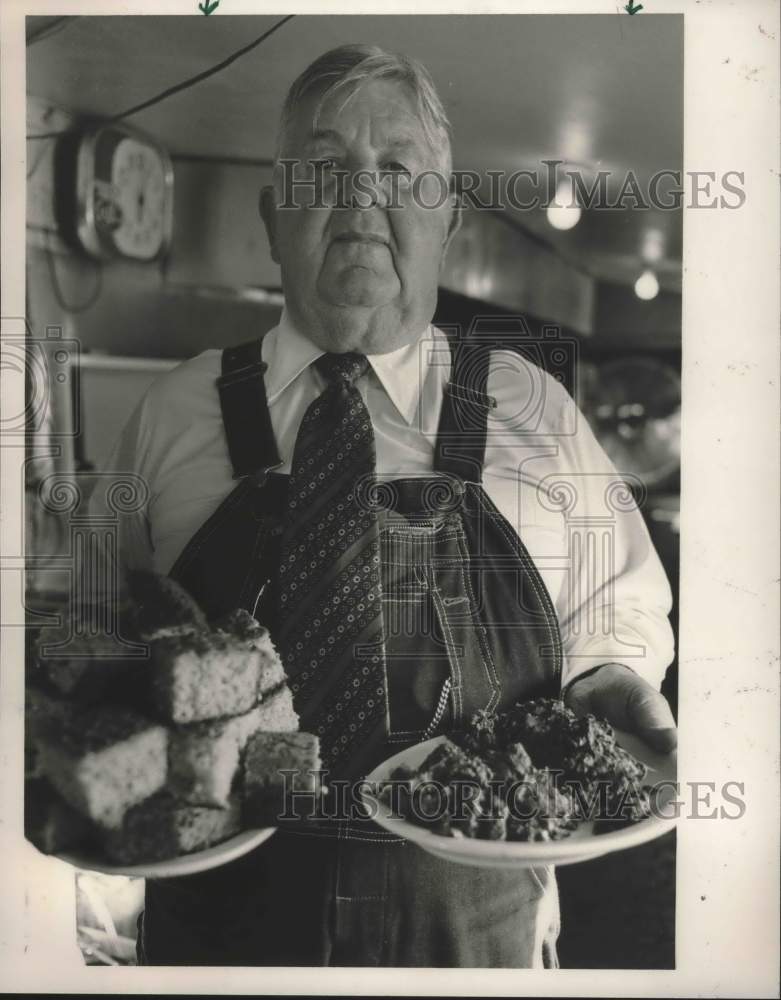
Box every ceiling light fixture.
[546,175,582,231]
[634,269,660,301]
[641,228,665,264]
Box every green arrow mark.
[624,1,644,13]
[199,0,220,13]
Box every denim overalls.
[140,332,563,967]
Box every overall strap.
[217,339,282,483]
[433,331,497,483]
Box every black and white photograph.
[1,1,778,995]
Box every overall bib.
[139,332,563,968]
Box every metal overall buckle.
[249,462,283,489]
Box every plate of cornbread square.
[25,572,322,878]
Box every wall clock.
[74,123,174,262]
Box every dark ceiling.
[27,13,683,291]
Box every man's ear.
[259,184,280,264]
[441,194,463,260]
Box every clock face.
[75,125,173,261]
[111,137,167,260]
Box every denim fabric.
[170,477,561,768]
[142,456,563,965]
[139,831,559,968]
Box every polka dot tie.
[276,352,387,776]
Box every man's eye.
[310,158,338,171]
[383,161,412,176]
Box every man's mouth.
[332,232,390,247]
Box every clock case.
[53,122,174,262]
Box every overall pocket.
[380,518,457,741]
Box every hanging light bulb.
[641,228,665,264]
[634,269,660,301]
[546,175,582,231]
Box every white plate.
[361,730,677,869]
[56,826,276,878]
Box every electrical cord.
[27,104,61,179]
[45,242,103,314]
[171,152,274,168]
[27,14,296,142]
[26,17,74,47]
[26,139,52,180]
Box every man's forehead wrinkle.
[311,78,419,129]
[281,76,451,172]
[295,113,429,167]
[306,128,347,149]
[315,110,423,139]
[305,126,425,151]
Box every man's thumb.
[562,677,593,718]
[625,681,677,752]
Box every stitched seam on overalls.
[337,823,404,843]
[429,573,463,722]
[335,895,386,902]
[384,531,408,741]
[218,368,266,387]
[478,491,562,682]
[385,528,453,741]
[384,560,428,603]
[286,826,402,843]
[237,519,271,609]
[384,559,458,567]
[384,556,459,566]
[453,509,503,714]
[387,539,461,552]
[383,550,459,562]
[336,833,403,842]
[380,529,398,737]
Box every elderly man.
[103,44,676,967]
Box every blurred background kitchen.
[25,13,682,969]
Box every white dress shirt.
[94,311,675,690]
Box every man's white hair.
[274,43,453,172]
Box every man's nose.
[340,168,389,210]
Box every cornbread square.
[242,732,321,826]
[151,631,261,724]
[257,641,287,697]
[37,706,168,830]
[103,791,241,864]
[25,778,95,856]
[215,609,286,696]
[168,704,263,808]
[254,685,299,732]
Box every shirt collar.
[263,309,323,402]
[263,308,432,426]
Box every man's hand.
[563,663,677,753]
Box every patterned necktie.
[276,352,386,777]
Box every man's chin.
[299,299,425,355]
[325,272,398,310]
